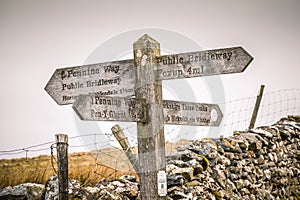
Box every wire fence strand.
[0,88,299,186]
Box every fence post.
[134,34,167,199]
[55,134,68,200]
[111,124,139,173]
[249,85,265,129]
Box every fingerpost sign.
[45,34,253,200]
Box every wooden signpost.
[133,35,166,200]
[45,34,253,200]
[156,46,253,80]
[45,48,252,105]
[163,100,222,126]
[44,60,136,105]
[73,96,223,126]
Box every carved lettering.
[62,95,77,102]
[86,78,121,87]
[162,100,220,126]
[157,69,183,78]
[62,82,84,90]
[188,52,233,62]
[163,101,180,111]
[104,65,120,73]
[93,97,121,106]
[60,68,101,80]
[157,55,184,65]
[196,117,210,123]
[90,109,126,119]
[182,104,195,111]
[95,90,118,96]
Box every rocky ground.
[0,116,299,200]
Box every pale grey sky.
[0,0,299,157]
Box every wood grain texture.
[55,134,68,200]
[249,85,265,129]
[45,59,136,105]
[156,46,253,80]
[111,124,139,173]
[73,96,223,126]
[163,100,223,126]
[72,95,146,122]
[134,34,167,200]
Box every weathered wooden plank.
[111,125,139,173]
[74,95,223,126]
[249,85,265,129]
[45,47,253,105]
[45,59,136,105]
[163,100,223,126]
[72,95,146,122]
[55,134,68,200]
[156,46,253,80]
[134,34,167,200]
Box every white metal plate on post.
[157,170,167,197]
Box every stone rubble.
[0,116,299,199]
[0,183,44,200]
[42,175,81,199]
[163,115,300,200]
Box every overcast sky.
[0,0,299,158]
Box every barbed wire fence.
[0,88,299,188]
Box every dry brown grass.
[0,155,52,187]
[0,151,137,187]
[0,140,188,187]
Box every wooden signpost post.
[45,34,253,200]
[133,35,166,199]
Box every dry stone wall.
[165,115,300,199]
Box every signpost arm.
[134,34,167,199]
